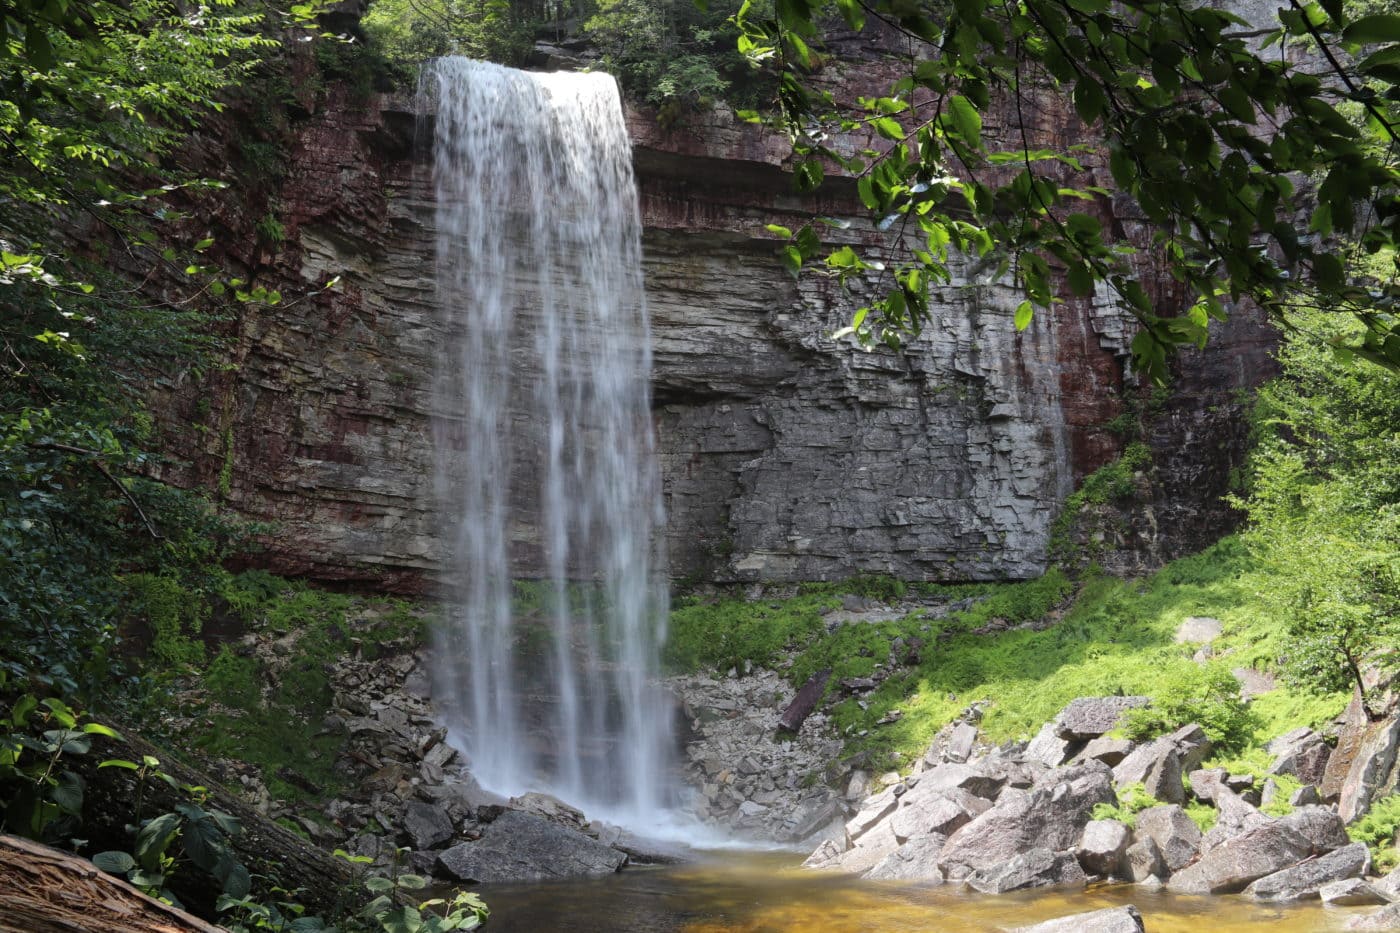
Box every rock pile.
[803,693,1400,925]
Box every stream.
[477,852,1361,931]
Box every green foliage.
[743,0,1400,379]
[1121,663,1258,753]
[1089,782,1160,829]
[583,0,773,113]
[1238,310,1400,716]
[361,0,538,72]
[122,574,208,669]
[1184,799,1219,834]
[665,590,838,673]
[1350,795,1400,874]
[1049,442,1152,560]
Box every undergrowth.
[666,538,1350,774]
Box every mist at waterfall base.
[422,57,716,842]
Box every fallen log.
[0,834,224,933]
[779,669,832,733]
[66,729,358,920]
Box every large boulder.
[1125,836,1166,883]
[1006,905,1146,933]
[1201,788,1270,851]
[1076,820,1132,877]
[1268,727,1332,787]
[1114,725,1211,790]
[1076,737,1136,768]
[1243,841,1371,901]
[913,762,1007,801]
[1339,717,1400,823]
[1165,821,1314,894]
[1025,722,1076,768]
[818,819,901,874]
[1277,805,1351,855]
[1134,805,1202,872]
[864,832,948,882]
[938,762,1115,880]
[890,788,991,841]
[966,847,1087,894]
[1054,697,1151,740]
[435,810,627,883]
[402,800,454,851]
[1346,903,1400,931]
[1321,878,1392,906]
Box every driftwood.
[0,834,224,933]
[66,729,358,919]
[779,668,832,733]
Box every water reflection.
[478,852,1365,932]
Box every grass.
[665,538,1350,774]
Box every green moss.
[664,591,838,673]
[1050,442,1153,559]
[122,573,206,668]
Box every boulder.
[1141,747,1186,805]
[864,832,948,882]
[1176,616,1223,644]
[1125,836,1166,883]
[1076,820,1132,877]
[1025,722,1077,768]
[945,721,978,764]
[1189,768,1228,803]
[1114,725,1210,792]
[1277,805,1351,855]
[1243,841,1371,901]
[938,761,1115,880]
[966,847,1087,894]
[845,785,899,840]
[1321,878,1392,906]
[823,819,901,874]
[435,811,627,883]
[1076,737,1136,768]
[508,792,587,831]
[1375,864,1400,901]
[913,762,1006,802]
[1202,788,1270,851]
[1054,697,1151,741]
[402,800,454,851]
[1006,905,1146,933]
[890,788,991,841]
[1290,785,1322,807]
[1339,717,1400,823]
[1134,805,1202,872]
[1165,821,1314,894]
[1346,903,1400,931]
[1268,727,1332,787]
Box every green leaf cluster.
[741,0,1400,380]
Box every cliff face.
[148,50,1275,591]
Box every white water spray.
[422,58,676,825]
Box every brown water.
[479,853,1366,932]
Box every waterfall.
[422,58,674,824]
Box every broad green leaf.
[946,96,982,149]
[1343,14,1400,44]
[1014,299,1035,331]
[92,851,137,874]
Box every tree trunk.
[0,833,225,933]
[67,729,358,921]
[779,669,832,733]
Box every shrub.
[1350,795,1400,874]
[1122,663,1258,753]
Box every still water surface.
[480,853,1365,932]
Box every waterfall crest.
[422,58,674,823]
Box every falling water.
[421,58,674,824]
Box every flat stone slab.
[1176,616,1223,643]
[1007,905,1146,933]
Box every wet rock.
[1125,836,1166,883]
[1134,805,1202,872]
[509,792,588,832]
[938,761,1115,881]
[1243,841,1370,901]
[1322,878,1392,906]
[1006,905,1146,933]
[1054,697,1151,741]
[1165,821,1314,894]
[1076,820,1132,877]
[402,800,454,850]
[824,819,901,874]
[1268,727,1332,788]
[966,847,1086,894]
[1375,864,1400,901]
[1346,903,1400,930]
[435,810,627,883]
[864,832,949,882]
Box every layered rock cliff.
[147,38,1275,591]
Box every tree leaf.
[92,851,136,874]
[1343,14,1400,45]
[946,95,982,149]
[1014,299,1035,331]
